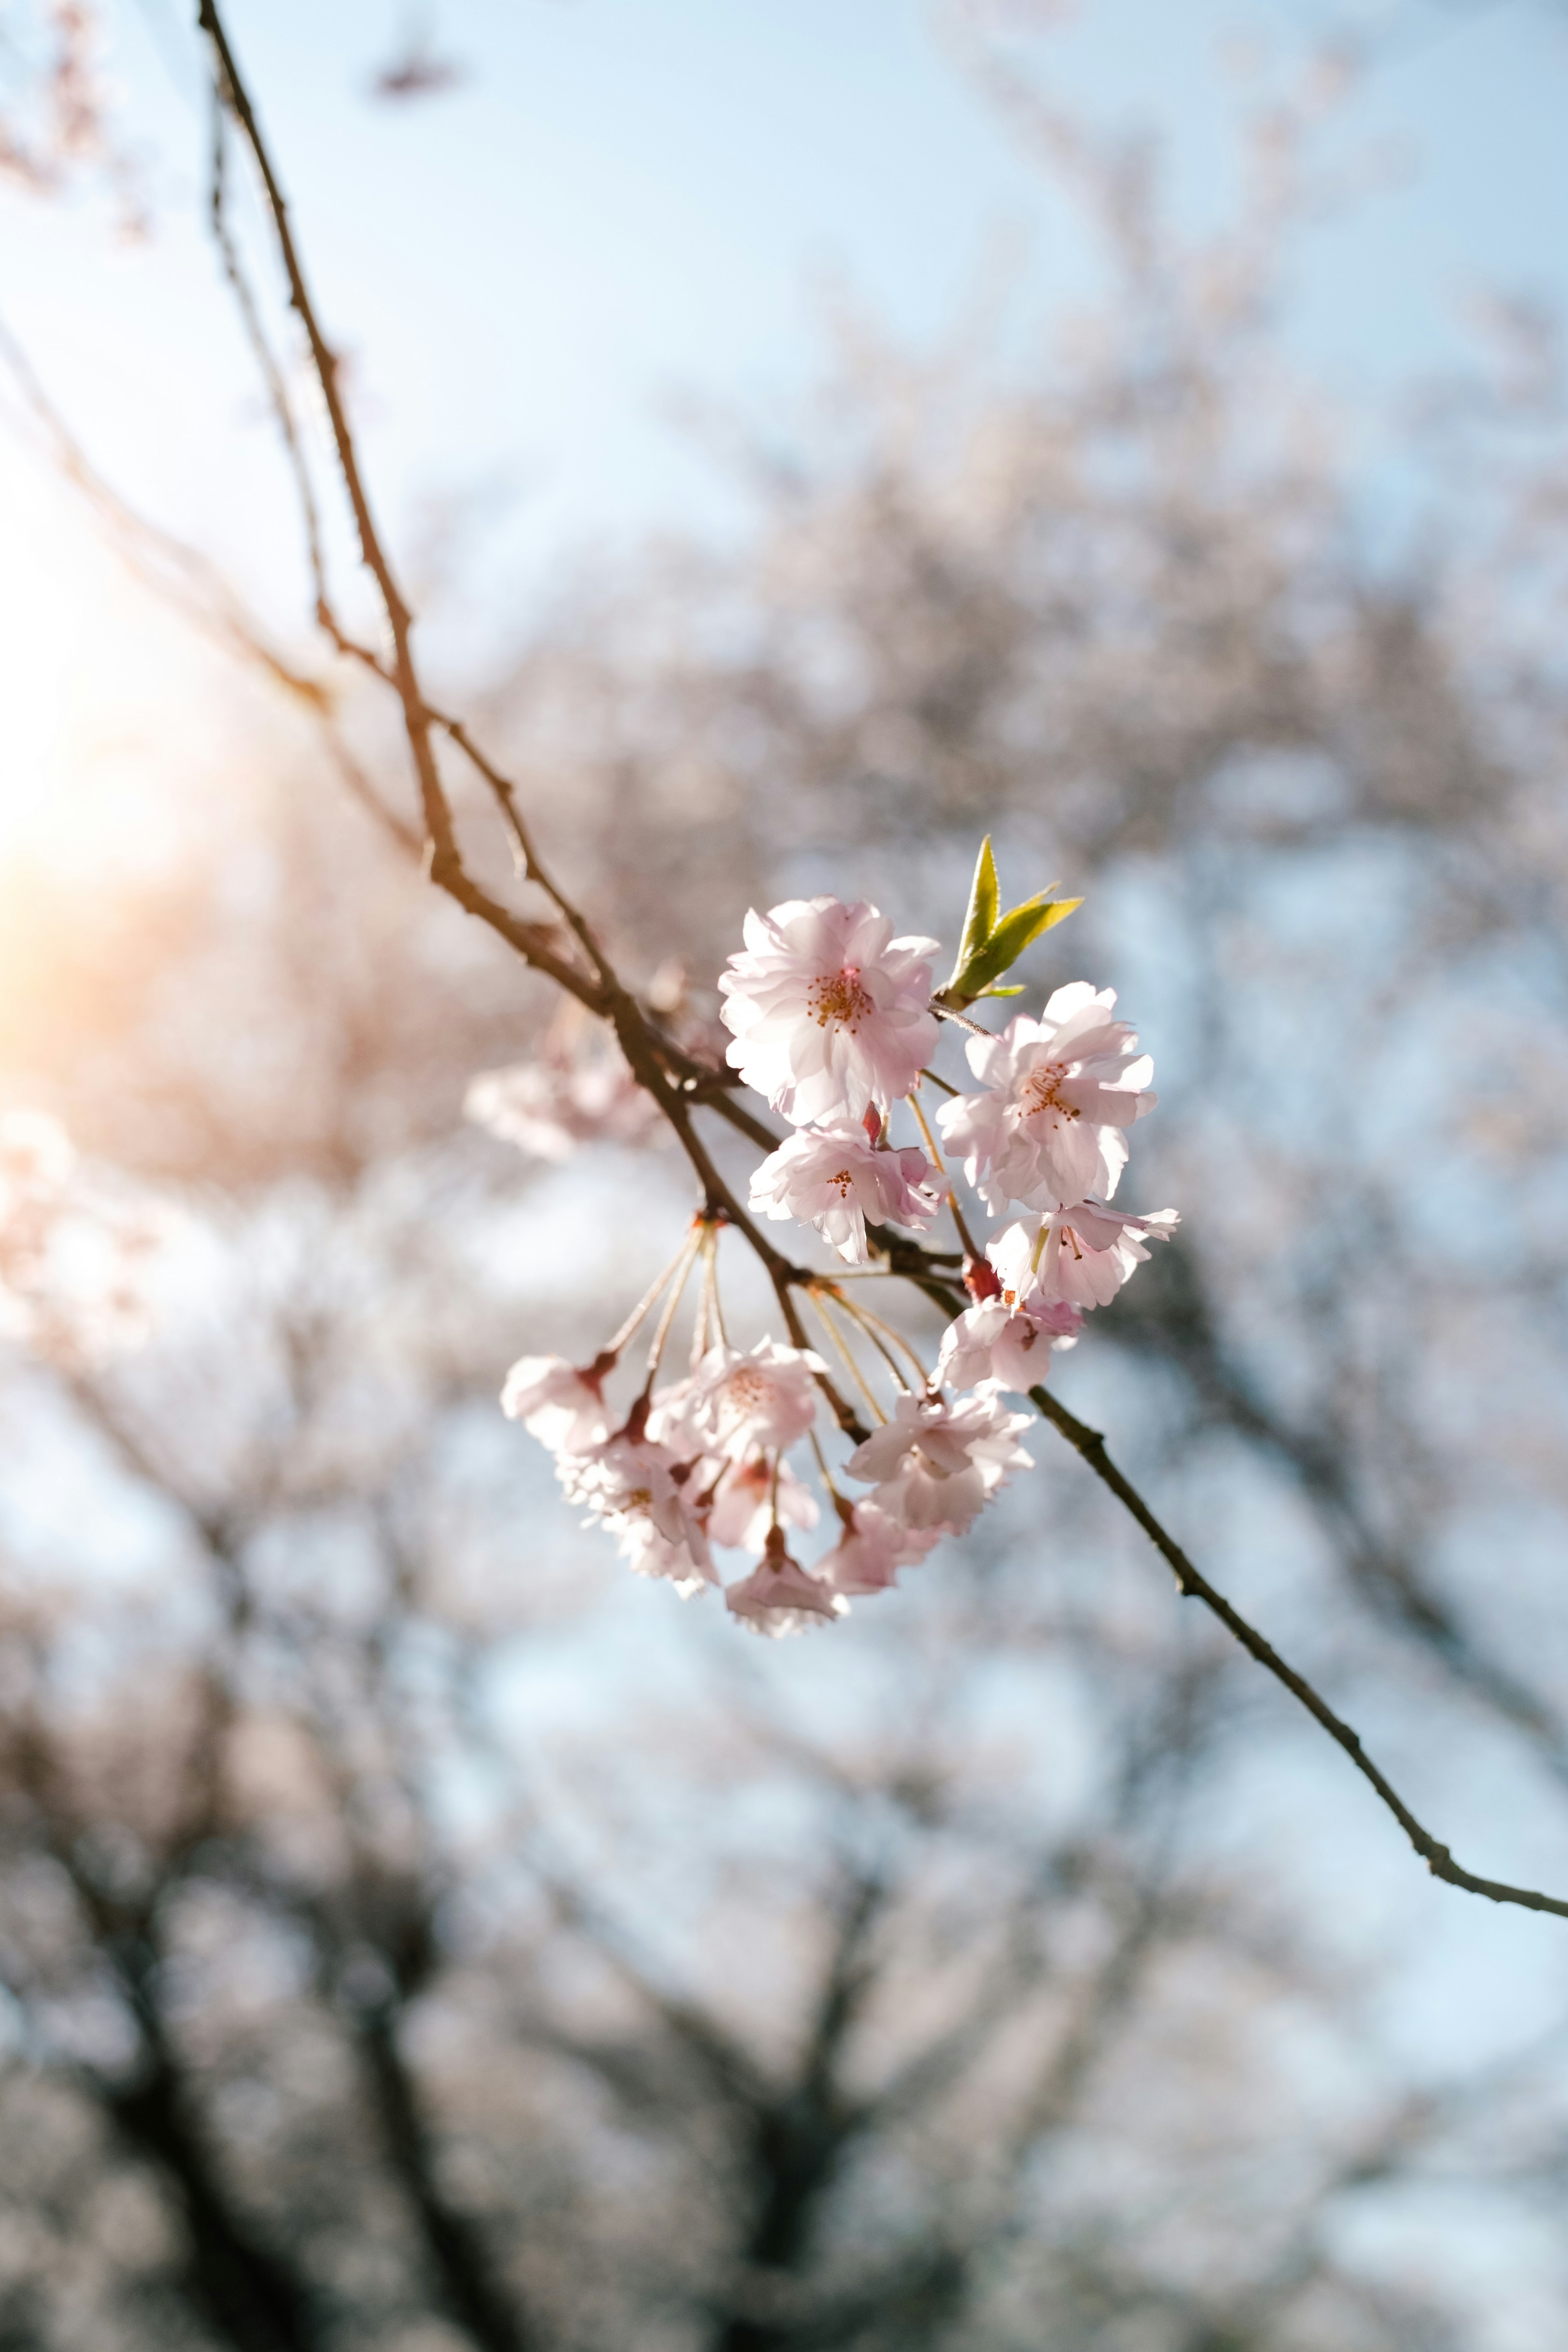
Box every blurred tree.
[0,11,1566,2352]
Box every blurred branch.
[711,1863,890,2352]
[330,1916,539,2352]
[0,1722,325,2352]
[536,1867,773,2110]
[50,1356,542,2351]
[0,306,420,856]
[102,1982,326,2352]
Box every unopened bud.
[964,1254,1001,1302]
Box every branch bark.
[183,0,1568,1928]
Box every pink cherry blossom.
[501,1354,612,1454]
[988,1201,1178,1313]
[936,985,1156,1213]
[619,1523,717,1599]
[466,1042,664,1161]
[641,1374,706,1461]
[748,1120,940,1263]
[935,1296,1083,1394]
[559,1433,714,1590]
[817,1500,938,1597]
[706,1452,821,1550]
[846,1386,1034,1535]
[718,897,940,1125]
[682,1339,825,1457]
[724,1529,848,1637]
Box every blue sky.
[1,0,1567,838]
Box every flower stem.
[905,1088,945,1171]
[807,1427,844,1505]
[605,1227,706,1359]
[946,1188,982,1262]
[824,1283,927,1392]
[807,1290,888,1425]
[639,1228,703,1392]
[690,1223,729,1365]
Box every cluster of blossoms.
[494,876,1176,1635]
[466,1033,665,1162]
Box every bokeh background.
[2,3,1568,2347]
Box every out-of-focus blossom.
[0,1111,161,1359]
[466,1040,665,1161]
[706,1452,820,1551]
[684,1339,824,1457]
[719,897,939,1125]
[501,1354,612,1454]
[749,1118,940,1263]
[560,1433,714,1590]
[847,1386,1034,1534]
[989,1201,1178,1312]
[817,1500,938,1597]
[938,987,1155,1213]
[724,1529,847,1637]
[0,1109,75,1191]
[936,1296,1083,1393]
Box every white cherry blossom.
[989,1201,1178,1313]
[500,1354,612,1454]
[724,1530,849,1637]
[937,986,1156,1213]
[718,897,940,1125]
[846,1386,1034,1535]
[748,1118,940,1263]
[936,1296,1083,1394]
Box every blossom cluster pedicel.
[492,845,1176,1635]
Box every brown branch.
[1111,1251,1568,1771]
[198,0,475,900]
[191,0,1568,1927]
[196,0,875,1442]
[1030,1381,1568,1922]
[207,76,330,621]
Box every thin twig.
[192,0,1568,1927]
[1029,1380,1568,1922]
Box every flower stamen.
[808,967,872,1031]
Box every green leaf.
[947,893,1082,1002]
[976,983,1024,998]
[952,835,1000,980]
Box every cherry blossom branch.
[1029,1380,1568,1921]
[192,1,1568,1922]
[197,2,878,1446]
